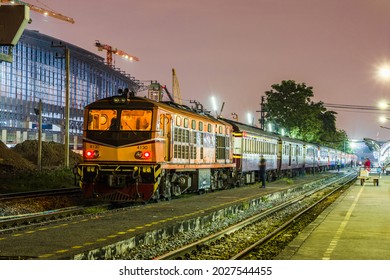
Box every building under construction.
[0,29,143,148]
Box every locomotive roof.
[86,95,232,127]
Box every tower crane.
[95,40,139,67]
[0,0,75,24]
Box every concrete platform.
[0,172,334,260]
[278,172,390,260]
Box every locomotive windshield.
[87,109,152,131]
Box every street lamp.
[377,64,390,81]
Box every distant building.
[0,29,142,148]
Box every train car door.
[160,114,173,161]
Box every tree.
[318,109,339,144]
[264,80,347,147]
[264,80,324,142]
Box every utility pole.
[52,42,70,168]
[64,47,70,169]
[34,99,42,171]
[256,96,266,130]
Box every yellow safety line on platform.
[322,185,364,260]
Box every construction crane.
[95,40,139,67]
[172,68,182,105]
[0,0,75,24]
[218,102,225,118]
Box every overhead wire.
[324,103,390,113]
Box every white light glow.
[211,96,217,112]
[247,113,252,125]
[379,116,388,123]
[268,123,273,132]
[378,100,389,110]
[378,64,390,81]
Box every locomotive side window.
[121,110,152,131]
[176,116,182,127]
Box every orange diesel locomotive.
[75,92,235,202]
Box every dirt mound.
[0,141,36,174]
[0,140,84,176]
[12,140,83,167]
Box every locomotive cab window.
[121,110,152,131]
[87,109,117,131]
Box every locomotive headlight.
[113,97,126,104]
[134,151,143,159]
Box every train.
[74,89,357,202]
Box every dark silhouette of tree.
[264,80,346,146]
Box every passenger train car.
[75,91,357,202]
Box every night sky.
[26,0,390,142]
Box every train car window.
[121,110,152,131]
[177,128,182,142]
[174,145,178,158]
[185,146,189,159]
[185,130,190,142]
[190,146,196,159]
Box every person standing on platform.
[364,158,371,171]
[259,156,266,188]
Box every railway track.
[0,187,82,202]
[0,203,114,234]
[154,171,357,260]
[0,187,95,233]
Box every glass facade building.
[0,29,142,148]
